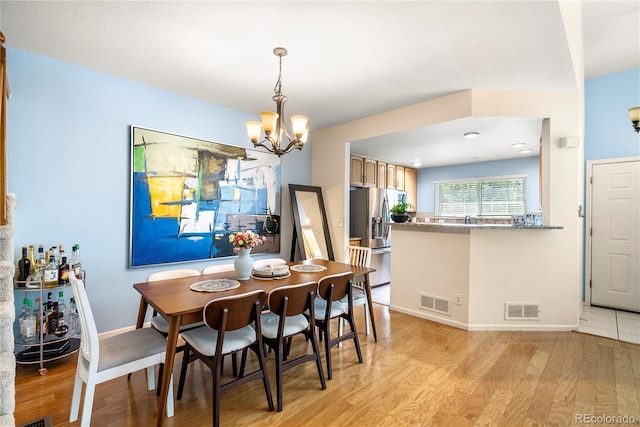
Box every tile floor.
[579,305,640,344]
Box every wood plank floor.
[14,304,640,426]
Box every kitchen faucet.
[464,215,472,224]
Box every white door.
[591,160,640,312]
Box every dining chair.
[147,269,203,335]
[201,264,235,275]
[176,290,274,426]
[68,269,174,427]
[260,282,326,411]
[342,246,372,336]
[314,271,363,380]
[253,257,287,268]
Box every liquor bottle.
[58,291,67,316]
[58,244,66,265]
[32,245,47,274]
[22,300,37,344]
[16,246,31,283]
[58,256,70,286]
[34,297,41,336]
[70,244,82,279]
[67,297,80,336]
[49,246,59,266]
[48,301,61,336]
[18,298,28,339]
[27,245,36,275]
[43,255,59,288]
[45,292,54,334]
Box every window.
[435,175,526,217]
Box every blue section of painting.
[131,158,279,266]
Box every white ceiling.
[1,1,638,167]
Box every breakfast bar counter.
[387,221,577,332]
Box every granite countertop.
[388,222,563,230]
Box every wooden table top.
[133,259,374,320]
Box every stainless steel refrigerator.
[349,187,405,286]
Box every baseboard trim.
[388,305,578,332]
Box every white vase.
[234,248,254,280]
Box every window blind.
[436,176,526,217]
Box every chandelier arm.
[252,138,277,154]
[280,139,302,154]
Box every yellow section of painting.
[148,175,185,218]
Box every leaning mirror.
[289,184,334,261]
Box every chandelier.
[245,47,309,156]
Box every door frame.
[585,156,640,307]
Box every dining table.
[133,258,376,427]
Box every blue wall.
[417,156,540,213]
[7,48,312,332]
[585,68,640,161]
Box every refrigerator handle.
[382,195,390,240]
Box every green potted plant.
[390,200,414,223]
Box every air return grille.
[419,293,451,315]
[505,302,540,320]
[16,414,54,427]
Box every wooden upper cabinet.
[363,158,377,187]
[350,155,364,186]
[377,161,387,189]
[404,167,417,211]
[395,166,405,191]
[386,164,396,189]
[350,154,376,187]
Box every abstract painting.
[130,127,281,267]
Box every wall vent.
[420,293,451,315]
[505,302,540,320]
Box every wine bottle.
[16,246,31,284]
[27,245,36,275]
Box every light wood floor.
[14,304,640,427]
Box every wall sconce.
[629,107,640,133]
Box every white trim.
[98,322,151,339]
[389,305,577,332]
[584,156,640,307]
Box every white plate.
[190,279,241,292]
[251,272,291,281]
[290,264,327,272]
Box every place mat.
[251,272,291,281]
[290,264,327,273]
[190,279,241,292]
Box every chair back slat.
[148,269,200,282]
[68,272,98,368]
[268,282,316,316]
[345,246,371,268]
[317,272,354,302]
[201,264,234,275]
[203,290,267,331]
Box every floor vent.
[505,302,540,320]
[420,293,451,315]
[16,414,54,427]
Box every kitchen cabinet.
[386,164,396,189]
[377,161,387,189]
[396,166,405,190]
[404,167,417,211]
[386,164,405,190]
[350,155,376,187]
